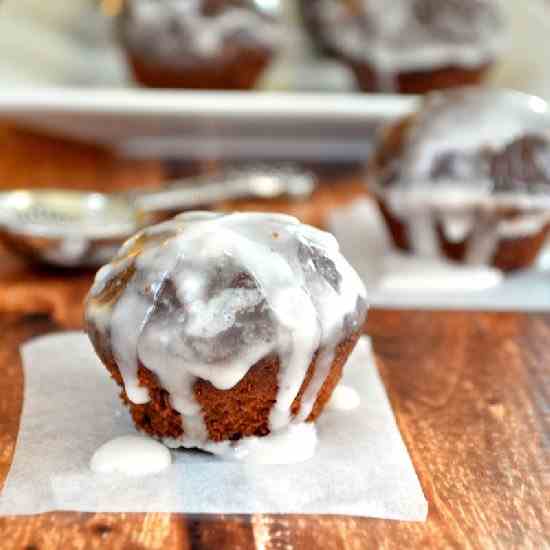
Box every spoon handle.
[131,165,315,216]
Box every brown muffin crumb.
[94,331,362,444]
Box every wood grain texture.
[0,126,548,549]
[0,311,548,549]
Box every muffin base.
[127,49,272,90]
[89,328,362,445]
[377,198,550,272]
[349,61,492,94]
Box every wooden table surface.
[0,126,548,549]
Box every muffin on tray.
[117,0,282,90]
[368,88,550,272]
[304,0,506,94]
[85,212,367,455]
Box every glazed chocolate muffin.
[118,0,282,90]
[368,88,550,272]
[85,212,367,455]
[305,0,505,94]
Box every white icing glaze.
[121,0,281,64]
[316,0,505,79]
[221,422,317,463]
[497,212,550,239]
[164,422,318,464]
[86,211,367,453]
[374,89,550,265]
[401,90,550,183]
[326,384,361,411]
[464,214,501,265]
[90,435,172,476]
[379,253,503,292]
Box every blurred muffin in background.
[303,0,506,94]
[118,0,282,90]
[368,88,550,272]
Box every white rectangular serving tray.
[0,89,415,160]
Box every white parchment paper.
[0,332,427,520]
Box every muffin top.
[86,211,367,441]
[118,0,281,65]
[313,0,505,72]
[370,88,550,200]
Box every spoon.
[0,165,315,267]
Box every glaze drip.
[86,211,367,451]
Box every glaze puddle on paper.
[0,333,427,520]
[90,435,172,477]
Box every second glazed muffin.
[368,88,550,271]
[85,212,367,454]
[118,0,281,90]
[304,0,506,94]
